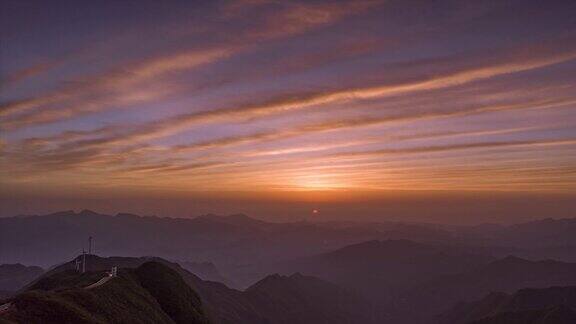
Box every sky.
[1,0,575,223]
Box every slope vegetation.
[1,262,209,324]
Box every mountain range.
[2,254,379,324]
[0,264,43,297]
[3,210,576,323]
[276,239,492,306]
[396,256,576,323]
[439,286,576,324]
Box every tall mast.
[82,249,86,273]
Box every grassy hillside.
[1,262,209,324]
[17,254,380,324]
[135,262,208,324]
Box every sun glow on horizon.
[290,173,351,191]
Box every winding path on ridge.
[85,275,114,289]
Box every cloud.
[66,35,576,148]
[8,81,572,179]
[330,138,576,159]
[118,160,227,173]
[242,124,566,157]
[1,61,58,88]
[1,48,232,129]
[160,95,576,155]
[243,1,380,40]
[19,126,117,148]
[1,1,378,130]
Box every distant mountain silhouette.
[460,217,576,262]
[472,306,576,324]
[315,220,456,242]
[177,261,238,288]
[4,210,466,288]
[281,239,492,306]
[0,210,383,276]
[0,264,43,295]
[398,256,576,323]
[498,218,576,262]
[501,218,576,246]
[1,261,209,324]
[439,286,576,324]
[195,213,271,228]
[245,272,378,323]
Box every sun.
[292,174,347,191]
